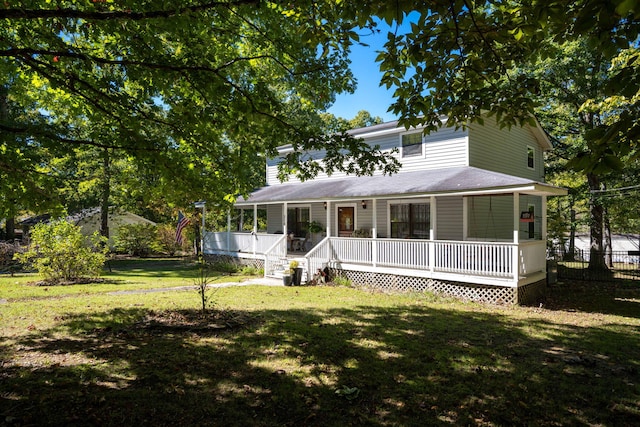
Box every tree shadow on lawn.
[545,280,640,319]
[1,305,639,426]
[104,258,201,279]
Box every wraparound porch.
[215,168,565,303]
[204,231,547,288]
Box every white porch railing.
[204,232,282,255]
[305,237,546,284]
[518,240,546,276]
[434,240,513,277]
[206,232,547,285]
[263,234,287,277]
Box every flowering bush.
[15,220,108,283]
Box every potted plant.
[282,268,293,286]
[308,221,324,234]
[307,221,325,247]
[289,260,303,286]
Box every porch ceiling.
[237,166,566,205]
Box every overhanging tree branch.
[0,1,259,21]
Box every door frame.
[335,203,357,237]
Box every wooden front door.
[338,207,354,237]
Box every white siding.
[436,196,463,241]
[400,126,468,172]
[310,203,325,226]
[266,125,469,185]
[374,200,389,238]
[356,201,373,234]
[468,118,546,181]
[467,195,513,241]
[266,204,283,234]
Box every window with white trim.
[527,146,535,170]
[390,203,430,238]
[401,132,423,158]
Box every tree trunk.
[0,89,13,241]
[100,148,111,239]
[604,205,613,268]
[567,208,576,260]
[4,216,15,241]
[587,172,608,271]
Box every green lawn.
[1,259,639,426]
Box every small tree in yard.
[16,220,108,283]
[194,256,216,313]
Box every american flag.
[175,211,190,244]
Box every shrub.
[240,265,263,276]
[210,260,239,274]
[332,275,353,287]
[15,220,108,283]
[156,223,189,256]
[114,223,160,257]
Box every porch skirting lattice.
[330,268,546,305]
[204,254,265,270]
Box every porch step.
[269,257,308,283]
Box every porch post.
[253,204,258,256]
[542,195,548,276]
[372,199,377,268]
[541,196,547,240]
[226,208,231,254]
[325,201,331,237]
[239,209,244,232]
[283,202,288,250]
[430,196,436,272]
[462,196,468,240]
[513,192,520,285]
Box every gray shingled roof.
[237,166,565,205]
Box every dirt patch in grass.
[136,309,256,333]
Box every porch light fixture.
[361,200,367,209]
[323,202,327,210]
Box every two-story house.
[205,116,566,304]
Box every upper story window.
[527,146,535,169]
[401,132,423,158]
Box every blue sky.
[327,20,404,124]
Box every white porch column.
[239,209,244,232]
[513,192,520,285]
[253,204,258,233]
[429,196,436,272]
[372,199,378,239]
[462,196,468,240]
[226,208,231,254]
[252,204,258,256]
[513,192,520,244]
[541,195,548,240]
[283,202,288,235]
[541,195,548,276]
[325,201,331,237]
[372,199,378,267]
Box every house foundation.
[330,268,547,305]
